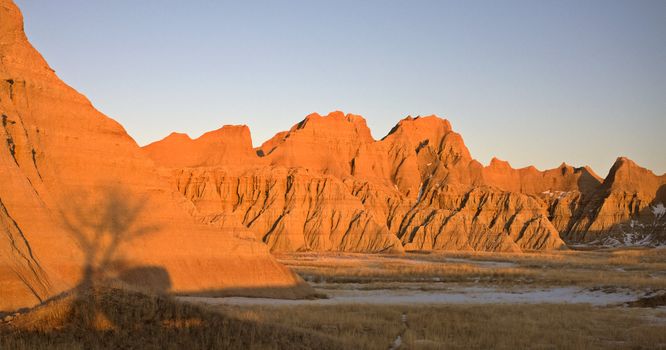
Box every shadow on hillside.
[654,185,666,204]
[616,184,666,235]
[59,186,165,329]
[567,184,666,246]
[0,186,343,348]
[576,168,602,196]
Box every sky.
[14,0,666,175]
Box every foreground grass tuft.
[0,286,343,350]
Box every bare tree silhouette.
[59,185,162,328]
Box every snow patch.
[180,286,641,306]
[540,190,570,200]
[389,335,402,350]
[652,203,665,219]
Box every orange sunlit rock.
[146,111,665,252]
[0,0,312,312]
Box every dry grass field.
[217,303,666,350]
[3,286,664,350]
[1,247,664,349]
[276,247,666,291]
[0,286,343,350]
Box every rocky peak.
[602,156,663,193]
[1,0,312,311]
[291,111,374,142]
[1,0,58,82]
[143,124,257,168]
[199,124,253,147]
[487,157,513,170]
[253,111,375,177]
[0,0,25,42]
[383,115,452,144]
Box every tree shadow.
[0,185,344,349]
[58,185,165,329]
[0,285,345,350]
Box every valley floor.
[184,248,666,349]
[183,247,666,307]
[2,248,665,349]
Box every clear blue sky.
[15,0,666,175]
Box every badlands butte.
[0,0,664,314]
[143,112,666,253]
[0,0,308,312]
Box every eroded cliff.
[0,0,312,312]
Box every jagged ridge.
[146,111,664,252]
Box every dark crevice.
[262,213,285,243]
[415,139,429,153]
[0,197,49,299]
[10,267,44,303]
[31,149,43,180]
[246,179,277,227]
[391,156,407,184]
[339,212,364,246]
[2,114,19,166]
[233,177,243,211]
[6,79,14,100]
[0,197,46,275]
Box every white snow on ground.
[540,190,571,199]
[442,257,516,268]
[652,203,665,219]
[179,286,639,307]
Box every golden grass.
[276,247,666,290]
[4,286,663,349]
[216,303,666,350]
[0,286,343,350]
[221,304,404,349]
[3,248,664,349]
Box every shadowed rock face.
[147,111,665,251]
[0,0,312,312]
[564,158,666,245]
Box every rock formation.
[144,114,572,253]
[143,125,261,168]
[0,0,312,312]
[564,157,666,245]
[171,167,403,253]
[146,111,665,251]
